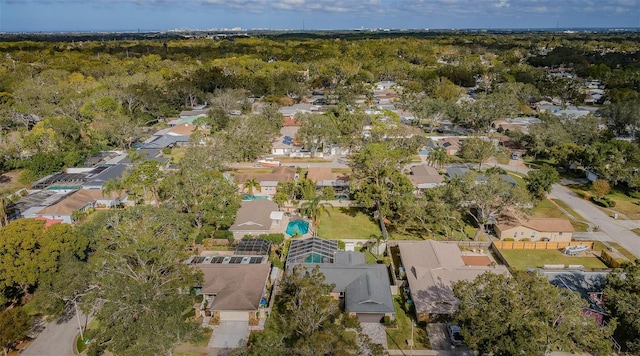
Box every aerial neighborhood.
[1,29,640,356]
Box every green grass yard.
[386,296,430,351]
[317,207,381,239]
[531,199,588,232]
[498,249,608,270]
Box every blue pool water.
[286,219,309,236]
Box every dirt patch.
[0,170,27,190]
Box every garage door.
[357,313,384,323]
[219,311,250,321]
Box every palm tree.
[427,146,448,170]
[243,178,262,198]
[300,195,332,235]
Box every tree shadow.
[338,206,360,217]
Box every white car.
[447,325,464,346]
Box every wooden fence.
[493,241,594,250]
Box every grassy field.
[498,249,608,270]
[507,172,526,187]
[532,199,564,218]
[530,199,588,232]
[386,296,430,351]
[331,168,352,174]
[164,146,187,164]
[605,190,640,219]
[317,207,381,239]
[231,167,274,174]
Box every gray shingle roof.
[294,249,394,315]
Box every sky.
[1,0,639,33]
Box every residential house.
[494,217,574,242]
[536,269,609,325]
[408,165,444,190]
[306,167,350,196]
[234,166,298,199]
[36,189,125,223]
[398,240,510,322]
[271,126,301,156]
[433,137,464,156]
[229,199,281,239]
[492,117,542,134]
[287,237,395,323]
[193,262,270,322]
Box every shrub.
[213,229,233,240]
[161,147,172,155]
[257,233,285,245]
[343,313,360,328]
[338,240,346,250]
[384,315,397,327]
[503,238,515,241]
[591,197,610,208]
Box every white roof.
[270,211,284,220]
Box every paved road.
[22,312,89,356]
[550,184,640,258]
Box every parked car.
[447,325,464,346]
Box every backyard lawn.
[386,296,430,351]
[317,207,381,239]
[498,249,608,270]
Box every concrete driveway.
[208,321,250,350]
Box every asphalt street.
[22,312,89,356]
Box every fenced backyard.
[493,241,608,270]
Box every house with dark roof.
[229,200,281,239]
[494,217,574,242]
[287,238,395,323]
[398,240,510,322]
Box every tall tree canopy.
[0,219,89,300]
[84,206,201,356]
[605,260,640,354]
[454,271,614,356]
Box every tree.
[160,162,240,232]
[455,171,531,238]
[454,271,614,356]
[295,113,339,157]
[349,141,415,240]
[605,259,640,354]
[300,196,332,235]
[525,164,560,200]
[426,146,447,170]
[592,179,611,199]
[123,159,164,207]
[458,137,497,171]
[0,219,89,299]
[235,266,361,355]
[83,207,201,356]
[243,178,262,198]
[0,307,31,356]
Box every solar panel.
[229,257,243,264]
[190,256,206,264]
[210,256,225,264]
[250,257,263,264]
